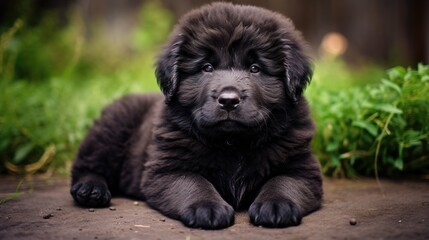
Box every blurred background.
[0,0,428,178]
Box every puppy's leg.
[70,120,124,208]
[248,158,322,228]
[70,97,142,208]
[70,129,118,208]
[143,173,235,229]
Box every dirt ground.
[0,176,428,240]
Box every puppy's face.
[156,3,312,138]
[179,67,284,135]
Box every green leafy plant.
[0,2,167,174]
[310,64,429,178]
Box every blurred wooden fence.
[162,0,429,67]
[1,0,427,66]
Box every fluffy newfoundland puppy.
[71,2,323,229]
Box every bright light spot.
[320,32,348,57]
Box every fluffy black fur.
[71,2,323,229]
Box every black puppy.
[71,2,323,229]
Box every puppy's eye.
[202,63,214,72]
[250,64,260,73]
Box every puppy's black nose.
[218,91,240,111]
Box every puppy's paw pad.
[249,200,302,228]
[71,180,111,207]
[181,201,235,229]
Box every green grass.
[0,179,27,205]
[0,1,169,175]
[0,70,159,174]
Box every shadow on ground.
[0,176,428,239]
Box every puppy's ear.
[155,33,184,104]
[283,42,313,103]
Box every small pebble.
[43,213,54,219]
[109,207,116,211]
[56,207,62,211]
[133,201,139,206]
[398,219,402,223]
[349,218,357,225]
[88,208,95,212]
[159,218,166,222]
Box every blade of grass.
[0,179,26,205]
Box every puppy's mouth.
[200,117,255,133]
[213,119,247,131]
[196,108,266,134]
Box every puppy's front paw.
[249,200,302,228]
[181,201,235,229]
[71,180,111,207]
